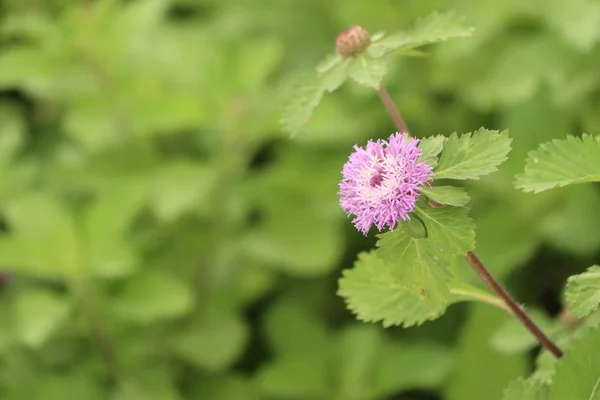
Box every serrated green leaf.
[434,128,512,180]
[347,55,388,89]
[281,61,349,138]
[377,229,450,311]
[315,53,343,74]
[368,12,474,58]
[419,135,446,168]
[502,378,548,400]
[338,251,448,328]
[550,328,600,400]
[565,265,600,318]
[515,134,600,193]
[421,186,470,207]
[415,206,475,255]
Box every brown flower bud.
[335,26,371,57]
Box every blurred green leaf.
[113,270,193,324]
[347,56,388,89]
[193,374,260,400]
[85,182,147,278]
[435,128,512,180]
[445,304,528,400]
[12,289,71,349]
[0,194,78,278]
[368,12,474,58]
[280,60,349,137]
[515,134,600,193]
[150,161,217,222]
[172,312,247,372]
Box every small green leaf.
[421,186,470,207]
[172,312,248,372]
[368,12,474,58]
[502,378,548,400]
[315,53,343,74]
[338,251,448,328]
[434,128,512,180]
[415,206,475,255]
[565,265,600,318]
[347,56,388,89]
[377,229,451,312]
[419,135,446,168]
[515,134,600,193]
[12,289,71,349]
[113,270,194,324]
[280,61,349,138]
[550,328,600,400]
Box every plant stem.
[376,85,564,359]
[465,252,563,358]
[377,87,409,133]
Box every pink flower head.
[339,133,432,235]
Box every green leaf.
[85,182,147,278]
[257,356,329,399]
[280,60,349,137]
[377,228,451,312]
[418,135,446,168]
[150,161,217,222]
[192,375,260,400]
[315,53,343,74]
[565,265,600,318]
[514,134,600,193]
[421,186,470,206]
[171,312,248,372]
[401,215,428,239]
[374,341,454,398]
[502,378,548,400]
[368,12,474,58]
[12,289,71,349]
[415,206,475,255]
[112,270,194,324]
[446,304,529,400]
[550,328,600,400]
[338,251,449,328]
[347,56,388,89]
[0,194,78,278]
[434,128,512,180]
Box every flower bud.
[335,26,371,57]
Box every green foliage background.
[0,0,599,399]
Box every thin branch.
[377,87,408,133]
[376,85,564,359]
[465,251,563,358]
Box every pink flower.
[339,133,432,235]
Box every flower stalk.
[376,85,564,359]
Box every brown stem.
[376,85,563,359]
[377,87,409,133]
[465,252,563,358]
